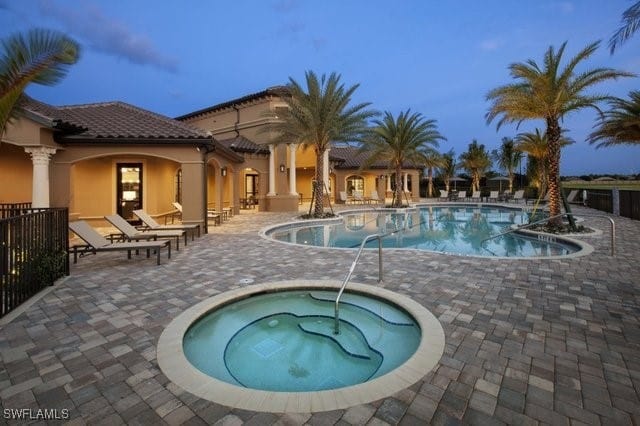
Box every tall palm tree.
[486,41,632,226]
[609,1,640,53]
[438,150,456,192]
[588,91,640,148]
[422,149,444,198]
[515,129,549,192]
[459,140,491,193]
[360,110,445,207]
[267,71,375,217]
[1,28,80,134]
[516,129,574,193]
[491,137,522,193]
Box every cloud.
[272,0,299,13]
[558,2,574,14]
[479,38,502,51]
[38,0,178,73]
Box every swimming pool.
[157,280,445,413]
[265,205,587,257]
[183,290,420,392]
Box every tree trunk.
[394,166,403,207]
[313,147,325,217]
[427,168,433,198]
[546,118,562,226]
[508,172,514,193]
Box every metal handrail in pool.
[334,233,384,334]
[480,212,616,256]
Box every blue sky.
[1,0,638,175]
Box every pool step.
[298,317,374,360]
[308,292,415,326]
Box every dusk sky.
[1,0,638,176]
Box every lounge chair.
[470,191,481,202]
[133,209,200,239]
[511,189,525,203]
[105,214,186,250]
[352,190,365,204]
[338,191,348,204]
[369,190,382,204]
[439,190,449,201]
[566,190,580,204]
[526,192,549,205]
[488,191,499,202]
[69,220,170,265]
[457,189,467,201]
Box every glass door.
[117,163,143,222]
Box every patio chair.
[488,191,499,202]
[133,209,200,239]
[526,192,549,205]
[369,190,382,204]
[439,190,448,201]
[338,191,348,204]
[105,214,186,250]
[511,189,525,203]
[69,220,170,265]
[566,189,580,204]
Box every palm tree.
[486,41,632,226]
[515,129,549,192]
[588,91,640,148]
[438,150,456,192]
[267,71,375,217]
[1,28,80,134]
[360,110,445,207]
[459,140,491,193]
[491,137,522,193]
[609,1,640,53]
[422,149,444,198]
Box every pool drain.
[239,278,254,285]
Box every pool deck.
[1,203,639,425]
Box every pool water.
[269,206,579,257]
[183,290,420,392]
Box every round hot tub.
[158,280,445,413]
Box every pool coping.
[157,279,445,413]
[258,204,595,260]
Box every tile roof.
[330,145,422,170]
[217,136,269,155]
[175,86,289,121]
[20,96,209,142]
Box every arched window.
[346,175,364,197]
[174,169,182,203]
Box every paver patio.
[1,203,639,425]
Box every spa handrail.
[480,212,616,256]
[334,233,384,334]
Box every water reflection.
[271,206,576,257]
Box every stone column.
[289,144,298,195]
[24,147,57,208]
[268,144,276,196]
[386,174,391,192]
[323,149,330,194]
[403,172,409,192]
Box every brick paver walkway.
[1,204,638,425]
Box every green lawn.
[562,180,640,190]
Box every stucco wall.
[0,143,32,203]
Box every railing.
[1,208,69,318]
[480,212,616,256]
[0,203,33,219]
[334,233,384,334]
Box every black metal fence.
[1,202,33,219]
[586,190,613,214]
[620,190,640,220]
[583,189,640,220]
[1,206,69,318]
